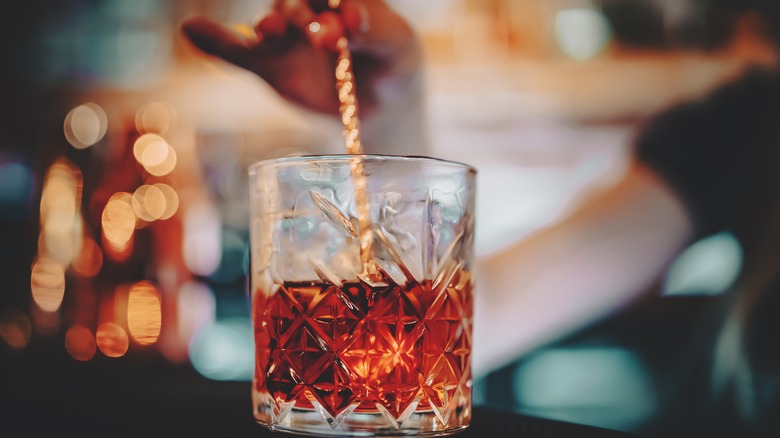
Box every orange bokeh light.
[127,281,162,346]
[135,101,177,136]
[65,324,97,361]
[132,185,164,222]
[96,322,129,358]
[0,309,32,349]
[40,160,81,225]
[145,145,177,176]
[39,160,83,267]
[133,133,164,162]
[155,183,179,220]
[132,183,179,222]
[102,192,136,251]
[133,134,177,176]
[30,257,66,312]
[72,236,103,277]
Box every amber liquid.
[253,271,472,421]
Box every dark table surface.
[0,355,644,438]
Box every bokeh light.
[30,303,61,335]
[133,133,177,176]
[39,160,83,267]
[0,308,32,349]
[177,281,216,346]
[189,318,254,381]
[71,236,103,277]
[141,138,170,168]
[145,145,177,176]
[132,184,163,222]
[156,183,179,220]
[135,101,177,136]
[30,257,66,312]
[65,324,97,361]
[0,161,34,221]
[133,133,165,163]
[64,102,108,149]
[40,161,81,223]
[127,281,162,346]
[96,322,129,358]
[131,183,179,223]
[555,7,612,61]
[665,232,743,295]
[183,203,222,276]
[102,192,136,252]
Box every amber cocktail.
[249,155,476,436]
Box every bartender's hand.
[182,0,422,119]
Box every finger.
[307,11,345,51]
[254,11,288,40]
[275,0,345,51]
[182,17,252,68]
[340,1,369,37]
[277,0,317,33]
[338,1,415,57]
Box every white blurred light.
[177,281,216,345]
[183,203,222,276]
[135,101,177,135]
[133,134,178,177]
[555,7,612,60]
[134,133,165,163]
[189,317,254,381]
[514,348,654,430]
[664,232,743,296]
[64,103,108,149]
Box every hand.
[181,0,422,120]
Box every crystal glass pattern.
[249,155,476,436]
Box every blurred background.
[0,0,772,436]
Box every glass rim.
[248,154,477,175]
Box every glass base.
[255,406,471,437]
